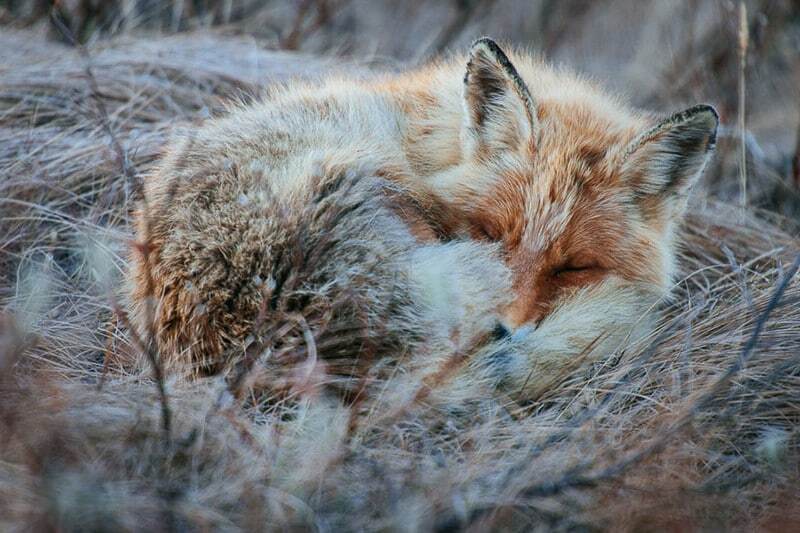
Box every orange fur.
[387,40,717,336]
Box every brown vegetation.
[1,2,799,531]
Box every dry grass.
[2,5,800,531]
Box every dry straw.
[1,27,799,531]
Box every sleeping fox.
[129,38,717,400]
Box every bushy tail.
[130,162,427,388]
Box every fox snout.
[477,279,661,399]
[491,323,511,341]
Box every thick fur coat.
[130,38,717,400]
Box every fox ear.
[621,105,718,203]
[462,38,538,158]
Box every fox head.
[425,39,718,397]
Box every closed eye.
[552,262,604,278]
[473,222,501,242]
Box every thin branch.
[737,1,749,208]
[50,7,172,448]
[792,118,800,190]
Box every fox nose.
[491,323,511,341]
[493,320,537,343]
[492,322,537,341]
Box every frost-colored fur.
[130,38,717,400]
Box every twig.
[792,118,800,190]
[50,7,172,448]
[50,9,137,204]
[738,1,749,208]
[110,299,172,445]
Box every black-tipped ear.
[621,104,718,200]
[463,37,538,158]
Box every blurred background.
[2,0,800,222]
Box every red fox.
[130,38,717,400]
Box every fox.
[129,38,717,401]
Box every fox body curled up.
[130,38,717,400]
